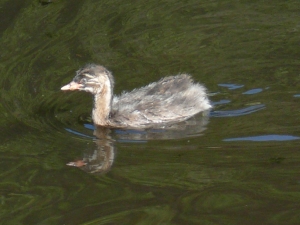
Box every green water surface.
[0,0,300,224]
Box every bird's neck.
[92,82,113,126]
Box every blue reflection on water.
[294,94,300,97]
[224,135,300,142]
[212,99,231,105]
[65,126,147,143]
[211,104,265,117]
[243,88,263,95]
[65,128,93,138]
[218,83,244,90]
[84,123,94,130]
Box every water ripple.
[218,83,244,90]
[212,99,231,106]
[210,104,265,117]
[242,88,263,95]
[223,135,300,142]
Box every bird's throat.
[92,85,112,126]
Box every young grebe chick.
[61,64,211,128]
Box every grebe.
[61,64,211,128]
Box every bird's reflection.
[67,127,114,174]
[67,111,210,174]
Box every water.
[1,0,300,224]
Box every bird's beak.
[61,81,83,91]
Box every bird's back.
[110,74,211,128]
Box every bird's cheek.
[83,86,94,93]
